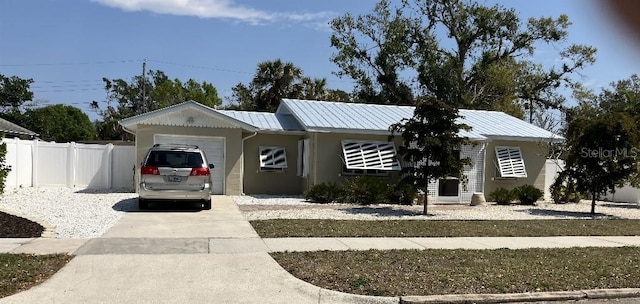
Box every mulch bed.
[0,212,44,238]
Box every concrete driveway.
[0,196,394,304]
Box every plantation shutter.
[341,140,401,171]
[495,146,527,178]
[259,146,287,169]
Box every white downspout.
[241,130,258,195]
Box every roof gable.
[120,101,257,133]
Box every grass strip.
[272,247,640,296]
[251,219,640,238]
[0,254,72,298]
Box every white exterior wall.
[2,138,135,191]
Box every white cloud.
[92,0,335,26]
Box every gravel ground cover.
[234,195,640,221]
[0,187,137,238]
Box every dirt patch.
[0,212,44,238]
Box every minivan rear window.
[145,151,204,168]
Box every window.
[341,140,401,171]
[495,146,527,178]
[145,151,204,168]
[259,146,287,172]
[297,139,310,177]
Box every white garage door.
[154,135,225,194]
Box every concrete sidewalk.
[0,196,396,304]
[2,196,640,304]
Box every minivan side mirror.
[208,164,215,169]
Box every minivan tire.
[139,198,149,210]
[202,199,211,210]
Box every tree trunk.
[591,192,596,215]
[423,182,429,215]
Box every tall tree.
[92,70,223,140]
[553,75,640,214]
[22,104,94,142]
[228,59,344,111]
[330,0,596,117]
[0,74,34,114]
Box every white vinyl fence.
[2,138,135,191]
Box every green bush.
[342,176,390,205]
[387,182,417,205]
[304,182,344,204]
[550,180,582,204]
[0,135,10,194]
[489,187,515,205]
[513,185,544,205]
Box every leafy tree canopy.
[0,74,34,113]
[553,75,640,214]
[22,104,94,143]
[227,59,350,112]
[330,0,596,119]
[92,70,223,140]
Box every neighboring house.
[0,117,37,138]
[119,99,563,203]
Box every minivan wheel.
[139,198,149,210]
[202,199,211,210]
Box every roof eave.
[486,135,565,143]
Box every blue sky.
[1,0,639,121]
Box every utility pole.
[142,59,147,113]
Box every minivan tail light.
[190,167,210,176]
[141,166,160,175]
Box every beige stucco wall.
[484,140,548,195]
[309,132,403,189]
[135,124,243,195]
[243,133,304,194]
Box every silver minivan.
[138,144,213,210]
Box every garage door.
[154,135,225,194]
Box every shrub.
[489,187,515,205]
[304,182,344,204]
[0,134,10,194]
[342,176,390,205]
[513,185,544,205]
[387,182,417,205]
[550,181,582,204]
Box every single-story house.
[119,99,563,203]
[0,117,37,138]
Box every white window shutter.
[297,139,310,177]
[260,146,287,169]
[302,139,310,177]
[495,146,527,178]
[341,140,401,171]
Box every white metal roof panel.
[218,110,304,131]
[279,99,563,142]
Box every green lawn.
[251,219,640,238]
[0,254,72,298]
[272,247,640,296]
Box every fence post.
[104,144,114,189]
[66,142,76,188]
[32,140,38,188]
[12,138,18,188]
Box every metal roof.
[0,117,37,137]
[217,110,304,131]
[278,99,563,142]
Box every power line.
[145,59,253,75]
[0,59,141,67]
[32,83,105,89]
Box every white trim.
[341,140,401,171]
[120,101,257,132]
[495,146,527,178]
[259,146,288,169]
[153,134,226,194]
